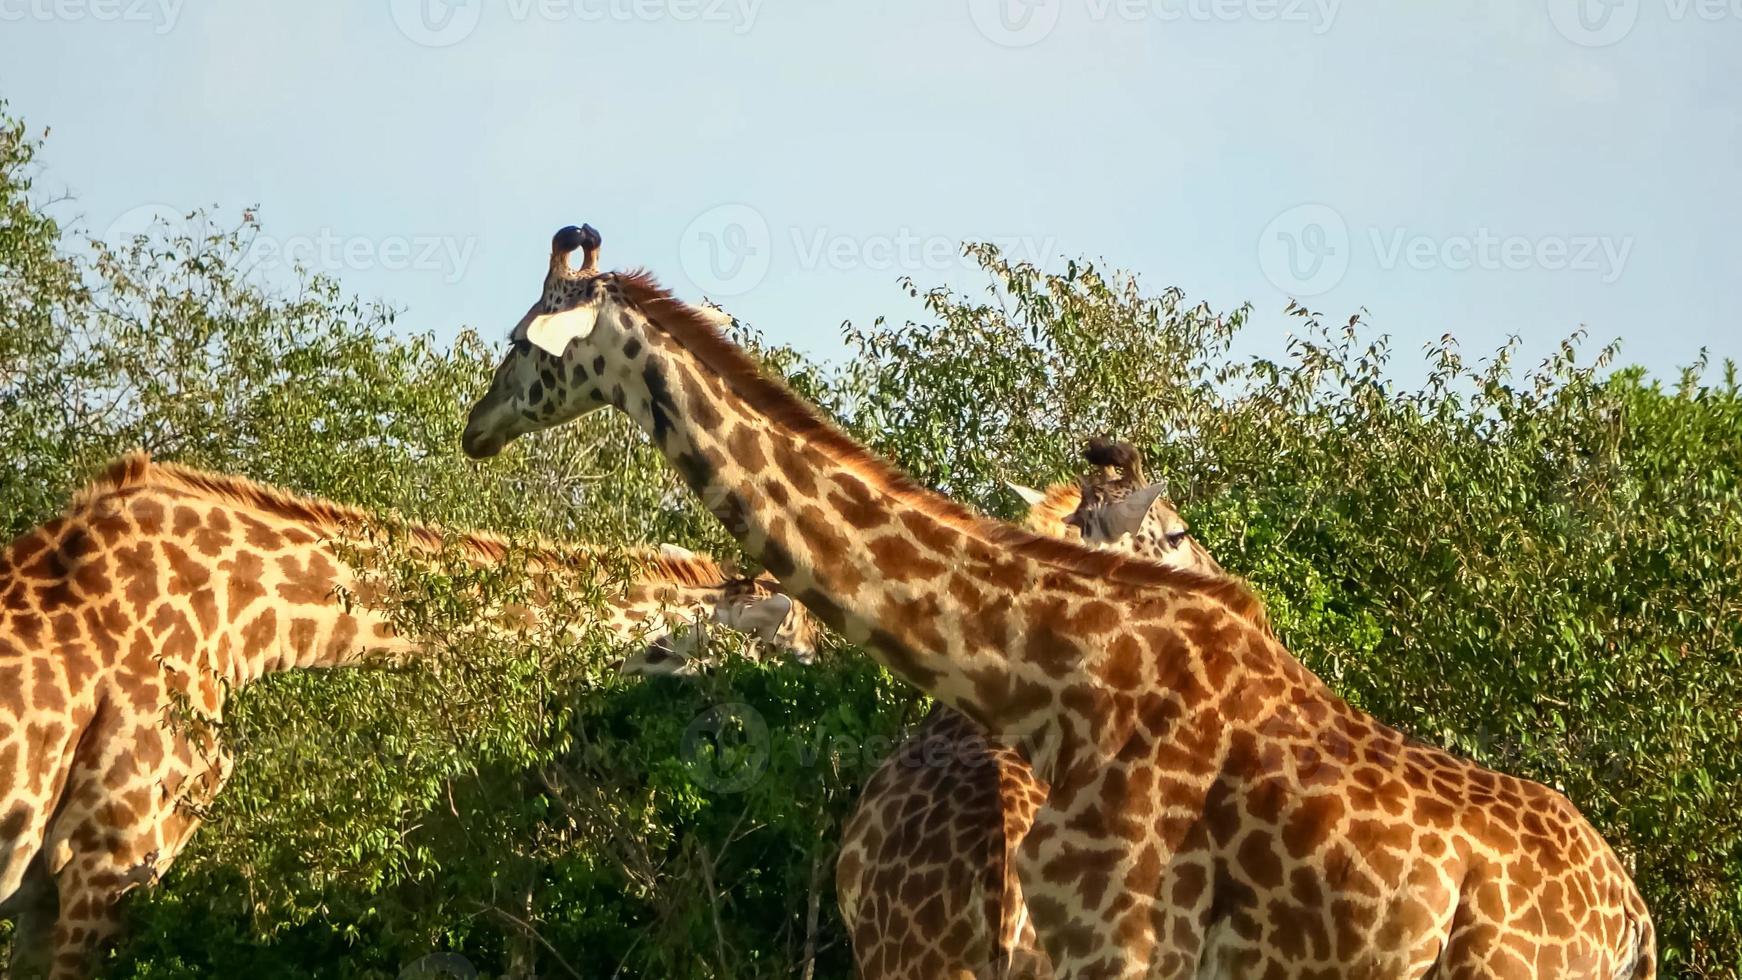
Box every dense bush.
[2,106,1738,978]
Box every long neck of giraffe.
[40,473,731,695]
[625,318,1064,737]
[215,537,721,685]
[203,534,727,688]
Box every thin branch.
[480,902,584,980]
[798,843,829,980]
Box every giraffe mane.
[613,271,1270,628]
[75,451,731,588]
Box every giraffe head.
[1013,438,1222,575]
[621,576,821,676]
[464,224,695,459]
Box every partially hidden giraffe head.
[463,224,717,459]
[1011,438,1223,575]
[622,562,822,677]
[620,543,822,675]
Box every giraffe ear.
[524,304,600,356]
[1097,483,1170,539]
[1006,481,1048,508]
[720,593,793,642]
[658,543,699,560]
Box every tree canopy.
[2,106,1737,979]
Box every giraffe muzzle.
[460,426,506,459]
[461,391,519,459]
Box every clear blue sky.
[3,1,1737,381]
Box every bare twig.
[799,844,830,980]
[697,841,732,976]
[480,901,584,980]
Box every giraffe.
[620,565,821,676]
[836,438,1223,980]
[1010,438,1223,575]
[461,226,1654,979]
[0,452,807,979]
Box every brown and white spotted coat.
[838,455,1216,979]
[463,226,1655,980]
[836,442,1224,980]
[0,452,805,979]
[621,566,821,676]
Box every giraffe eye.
[1165,530,1189,547]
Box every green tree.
[1,104,1736,977]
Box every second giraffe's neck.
[623,315,1061,737]
[62,466,735,691]
[204,532,729,687]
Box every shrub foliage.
[2,108,1737,978]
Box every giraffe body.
[840,446,1223,980]
[0,452,804,978]
[837,703,1046,980]
[463,229,1655,979]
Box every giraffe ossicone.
[464,225,1654,979]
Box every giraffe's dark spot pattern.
[643,362,680,447]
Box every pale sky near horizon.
[2,0,1737,384]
